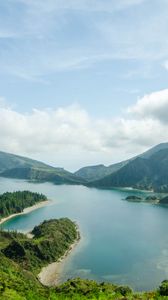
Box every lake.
[1,177,168,291]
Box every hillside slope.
[0,151,85,184]
[74,160,129,182]
[75,143,168,182]
[90,148,168,192]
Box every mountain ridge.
[89,146,168,192]
[75,142,168,184]
[0,151,85,185]
[1,143,168,191]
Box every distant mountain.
[0,151,85,185]
[75,143,168,183]
[140,142,168,159]
[2,143,168,190]
[89,145,168,192]
[74,161,129,182]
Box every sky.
[0,0,168,171]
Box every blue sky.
[0,0,168,170]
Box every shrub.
[159,280,168,296]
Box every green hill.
[0,151,85,185]
[1,218,78,272]
[75,143,168,184]
[89,148,168,192]
[75,143,168,182]
[74,161,129,182]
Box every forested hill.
[0,151,85,185]
[1,218,78,272]
[0,151,56,173]
[0,191,47,220]
[75,142,168,183]
[89,148,168,192]
[74,161,129,182]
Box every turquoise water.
[1,177,168,291]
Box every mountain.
[74,161,129,182]
[75,143,168,183]
[140,142,168,158]
[89,146,168,192]
[0,151,85,185]
[1,143,168,189]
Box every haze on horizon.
[0,0,168,171]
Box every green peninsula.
[0,191,47,221]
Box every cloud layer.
[0,89,168,170]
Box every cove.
[1,177,168,291]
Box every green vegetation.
[125,195,142,202]
[0,251,47,300]
[145,196,158,201]
[2,142,168,189]
[0,191,47,220]
[89,148,168,192]
[0,253,167,300]
[159,280,168,296]
[0,151,85,185]
[0,218,168,299]
[75,143,168,184]
[74,161,129,182]
[0,218,79,299]
[1,218,78,272]
[159,196,168,204]
[124,194,168,205]
[1,167,86,185]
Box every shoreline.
[38,226,80,287]
[0,200,50,226]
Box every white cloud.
[0,90,168,170]
[127,89,168,123]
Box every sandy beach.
[0,200,50,226]
[38,227,80,287]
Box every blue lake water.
[1,177,168,291]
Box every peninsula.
[0,190,48,225]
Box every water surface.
[1,177,168,291]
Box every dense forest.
[0,191,47,220]
[0,219,168,299]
